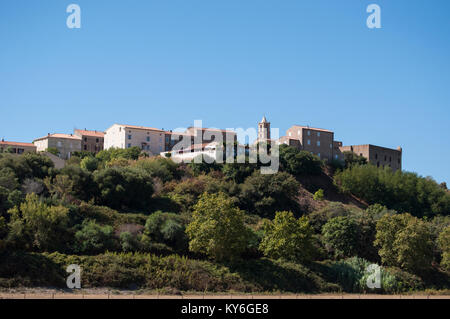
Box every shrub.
[259,211,315,263]
[313,189,324,201]
[80,156,99,172]
[74,219,118,254]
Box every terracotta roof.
[0,140,36,147]
[74,129,104,138]
[33,133,82,142]
[119,124,164,132]
[187,127,237,134]
[291,125,334,133]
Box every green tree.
[7,194,70,252]
[93,167,154,210]
[239,171,300,218]
[374,213,434,273]
[343,151,368,168]
[279,144,323,177]
[259,211,315,263]
[186,192,250,261]
[322,216,359,259]
[437,226,450,271]
[74,219,118,254]
[80,156,99,172]
[46,147,60,156]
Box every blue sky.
[0,1,449,183]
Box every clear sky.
[1,1,449,183]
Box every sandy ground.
[0,288,449,299]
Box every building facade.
[33,133,82,159]
[0,139,36,154]
[74,129,105,153]
[104,124,166,155]
[283,125,335,162]
[339,144,402,171]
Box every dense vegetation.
[0,145,449,294]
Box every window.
[84,145,87,150]
[307,139,311,145]
[384,155,387,161]
[96,138,99,143]
[57,141,62,147]
[147,145,150,150]
[127,143,131,148]
[317,132,321,137]
[375,153,378,159]
[307,130,310,136]
[330,144,332,149]
[146,136,150,142]
[128,135,132,140]
[389,156,392,162]
[318,153,321,158]
[317,141,320,147]
[398,158,401,164]
[159,145,163,152]
[335,154,338,159]
[84,137,87,142]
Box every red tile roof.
[0,140,36,148]
[74,129,104,138]
[119,124,165,132]
[33,133,82,142]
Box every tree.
[80,156,99,172]
[279,144,323,177]
[186,192,250,261]
[134,157,179,182]
[437,226,450,271]
[142,211,188,252]
[343,151,367,168]
[374,213,434,273]
[7,194,70,252]
[46,147,60,156]
[259,211,315,263]
[322,216,359,259]
[239,171,300,218]
[334,164,450,217]
[93,167,154,210]
[74,219,118,254]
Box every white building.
[161,141,245,163]
[104,124,166,155]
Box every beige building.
[258,116,271,142]
[0,139,36,154]
[104,124,166,155]
[33,133,82,159]
[339,144,402,171]
[74,129,105,153]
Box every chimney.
[1,138,4,142]
[397,146,402,152]
[48,133,50,136]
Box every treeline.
[0,145,449,293]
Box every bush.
[186,192,250,261]
[134,157,179,182]
[259,211,315,263]
[142,211,188,252]
[74,219,118,254]
[80,156,99,172]
[313,189,324,201]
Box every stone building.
[0,139,36,154]
[258,116,271,142]
[33,133,81,159]
[339,144,402,171]
[74,129,104,153]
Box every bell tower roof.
[261,115,267,123]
